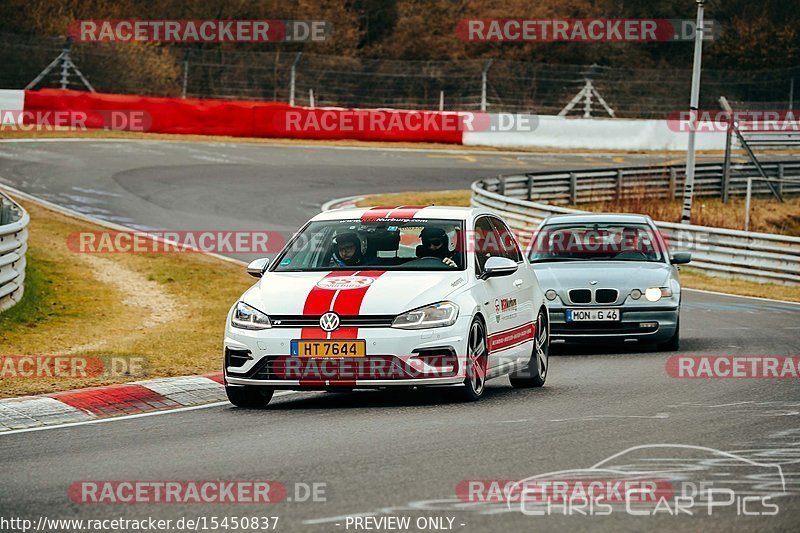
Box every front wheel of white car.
[509,308,549,388]
[460,318,488,401]
[226,385,275,408]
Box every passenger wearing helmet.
[416,227,458,268]
[332,232,370,266]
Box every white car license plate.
[566,308,620,322]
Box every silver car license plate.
[566,308,620,322]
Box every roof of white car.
[313,205,488,221]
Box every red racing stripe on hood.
[301,271,357,339]
[329,270,386,339]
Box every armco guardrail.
[0,191,29,311]
[472,175,800,285]
[489,160,800,205]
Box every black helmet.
[333,232,364,265]
[418,227,450,260]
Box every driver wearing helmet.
[416,227,458,268]
[331,232,371,267]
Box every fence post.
[669,167,677,200]
[721,126,732,203]
[289,52,303,106]
[569,172,577,204]
[527,174,534,201]
[616,169,623,201]
[480,59,494,112]
[181,48,190,99]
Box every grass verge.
[357,190,800,302]
[0,198,253,398]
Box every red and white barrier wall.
[463,113,728,151]
[2,89,727,150]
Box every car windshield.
[529,222,665,263]
[272,218,466,271]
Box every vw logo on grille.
[319,312,340,332]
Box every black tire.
[225,385,275,408]
[460,317,488,401]
[657,318,680,351]
[509,307,549,388]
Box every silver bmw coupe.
[528,213,691,350]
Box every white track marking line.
[0,391,300,437]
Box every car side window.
[489,218,523,262]
[473,217,497,275]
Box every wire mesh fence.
[1,31,798,118]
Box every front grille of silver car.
[595,289,619,304]
[568,289,592,304]
[568,288,618,304]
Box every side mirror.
[481,256,518,279]
[671,252,691,265]
[247,257,270,278]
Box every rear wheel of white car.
[510,308,549,388]
[460,318,488,401]
[226,385,274,408]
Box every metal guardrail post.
[0,202,9,225]
[498,175,506,196]
[722,127,732,203]
[778,164,785,196]
[526,175,533,201]
[569,173,577,204]
[669,167,677,200]
[616,169,623,200]
[744,178,752,232]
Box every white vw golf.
[223,206,549,407]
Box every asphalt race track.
[0,140,798,532]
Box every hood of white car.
[241,270,469,316]
[532,261,672,294]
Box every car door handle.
[513,279,524,287]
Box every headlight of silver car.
[392,301,459,329]
[644,287,673,302]
[231,301,272,330]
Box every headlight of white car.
[644,287,673,302]
[392,301,459,329]
[231,301,272,330]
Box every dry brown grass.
[573,193,800,236]
[0,198,253,398]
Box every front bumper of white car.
[223,315,472,389]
